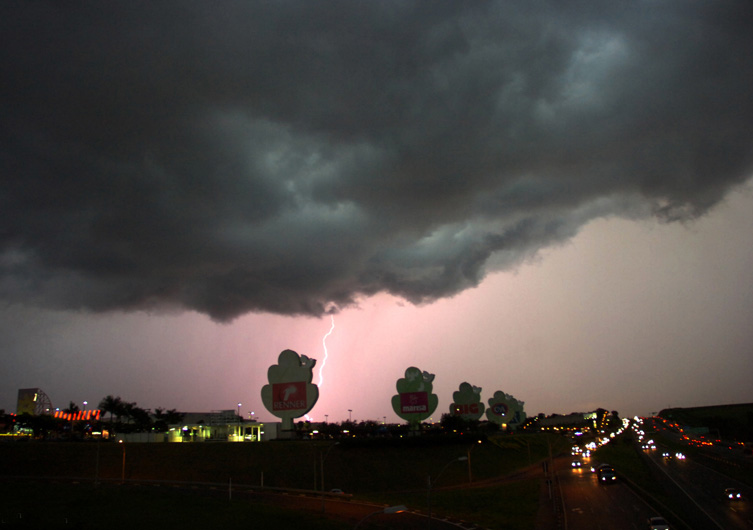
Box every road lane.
[558,458,665,530]
[644,446,753,529]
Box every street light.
[466,439,482,483]
[354,505,407,529]
[237,403,242,441]
[119,440,126,483]
[427,456,467,529]
[321,442,340,512]
[348,409,352,422]
[83,401,88,411]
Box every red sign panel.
[490,402,508,417]
[272,382,307,411]
[451,403,481,415]
[400,391,428,414]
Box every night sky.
[2,1,752,422]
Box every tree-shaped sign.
[261,349,319,431]
[450,382,485,421]
[391,366,438,427]
[485,390,526,429]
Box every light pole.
[320,442,340,512]
[354,505,407,529]
[466,439,482,483]
[83,401,87,411]
[237,402,242,441]
[119,440,126,483]
[348,409,352,422]
[427,456,467,529]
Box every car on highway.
[647,516,670,529]
[571,459,582,469]
[725,487,743,501]
[597,465,617,483]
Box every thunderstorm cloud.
[2,1,752,320]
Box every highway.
[556,457,663,529]
[641,444,752,529]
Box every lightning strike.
[318,314,335,388]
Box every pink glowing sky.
[3,182,751,421]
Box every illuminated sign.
[261,349,319,432]
[54,410,101,421]
[272,382,307,411]
[391,367,438,425]
[400,392,429,413]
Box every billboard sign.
[261,349,319,431]
[485,390,526,429]
[449,382,485,421]
[400,391,429,414]
[272,382,307,411]
[489,402,508,418]
[391,367,438,425]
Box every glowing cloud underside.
[318,314,335,388]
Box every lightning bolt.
[318,314,335,388]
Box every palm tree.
[63,401,80,414]
[153,408,184,432]
[99,395,122,423]
[128,405,152,432]
[98,395,124,435]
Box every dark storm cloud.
[1,1,752,320]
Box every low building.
[165,410,277,442]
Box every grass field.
[0,433,567,528]
[0,480,352,530]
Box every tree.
[128,405,152,432]
[99,395,123,424]
[440,413,473,433]
[153,408,184,432]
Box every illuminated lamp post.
[354,505,407,529]
[427,456,467,529]
[237,402,242,441]
[83,401,87,411]
[466,439,482,483]
[119,440,126,483]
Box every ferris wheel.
[33,389,53,415]
[16,388,54,415]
